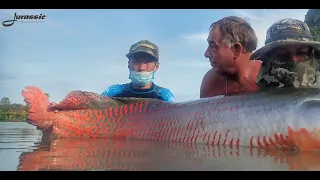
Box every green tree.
[0,97,10,105]
[305,9,320,41]
[0,97,27,121]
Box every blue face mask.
[129,70,155,87]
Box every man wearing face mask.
[251,18,320,89]
[101,40,175,102]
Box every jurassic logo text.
[2,12,46,27]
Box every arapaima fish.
[22,86,320,151]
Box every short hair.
[210,16,258,53]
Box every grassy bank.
[1,94,51,122]
[0,111,26,122]
[0,97,27,122]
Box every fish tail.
[22,86,55,129]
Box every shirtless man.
[200,16,262,98]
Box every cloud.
[180,9,309,50]
[232,9,261,21]
[235,9,308,49]
[179,33,207,43]
[0,73,16,81]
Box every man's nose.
[204,48,210,58]
[291,55,300,62]
[291,54,307,62]
[137,63,147,71]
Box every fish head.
[288,90,320,151]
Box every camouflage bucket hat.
[250,18,320,60]
[126,39,159,61]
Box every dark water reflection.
[2,122,320,171]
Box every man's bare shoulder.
[202,68,216,82]
[200,69,224,98]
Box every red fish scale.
[51,97,241,148]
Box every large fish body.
[22,86,320,151]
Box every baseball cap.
[126,39,159,61]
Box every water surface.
[1,122,320,171]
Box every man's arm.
[200,69,215,98]
[159,88,175,102]
[101,84,123,97]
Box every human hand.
[48,102,59,113]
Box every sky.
[0,9,309,104]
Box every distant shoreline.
[0,119,26,122]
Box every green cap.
[126,39,159,61]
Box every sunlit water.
[1,122,320,171]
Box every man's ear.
[127,60,131,69]
[154,62,159,72]
[315,50,320,60]
[233,42,243,60]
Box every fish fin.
[50,90,111,110]
[50,90,165,111]
[22,86,55,129]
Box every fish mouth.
[287,99,320,151]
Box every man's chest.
[119,90,160,99]
[211,77,258,96]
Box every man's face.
[128,53,159,72]
[266,45,317,87]
[204,26,235,76]
[273,45,310,62]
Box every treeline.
[1,93,50,122]
[305,9,320,41]
[0,97,27,122]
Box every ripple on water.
[0,122,42,171]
